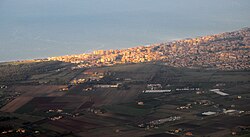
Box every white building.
[143,90,171,93]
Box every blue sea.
[0,0,250,62]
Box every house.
[60,87,69,91]
[147,84,162,90]
[185,132,193,136]
[137,101,144,105]
[0,85,7,89]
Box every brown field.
[0,96,33,112]
[51,96,90,110]
[75,125,153,137]
[79,101,94,109]
[11,85,67,96]
[92,87,141,106]
[1,63,249,137]
[48,117,102,133]
[66,83,143,107]
[0,85,66,112]
[15,96,88,113]
[47,91,66,97]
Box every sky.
[0,0,250,62]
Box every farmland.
[0,63,249,137]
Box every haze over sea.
[0,0,250,62]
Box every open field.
[0,85,66,112]
[0,63,249,137]
[0,96,34,113]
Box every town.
[48,28,250,71]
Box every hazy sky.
[0,0,250,61]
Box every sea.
[0,0,250,62]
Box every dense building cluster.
[48,28,250,70]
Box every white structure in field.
[143,90,171,93]
[202,111,216,116]
[210,89,229,96]
[94,84,119,88]
[223,109,236,114]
